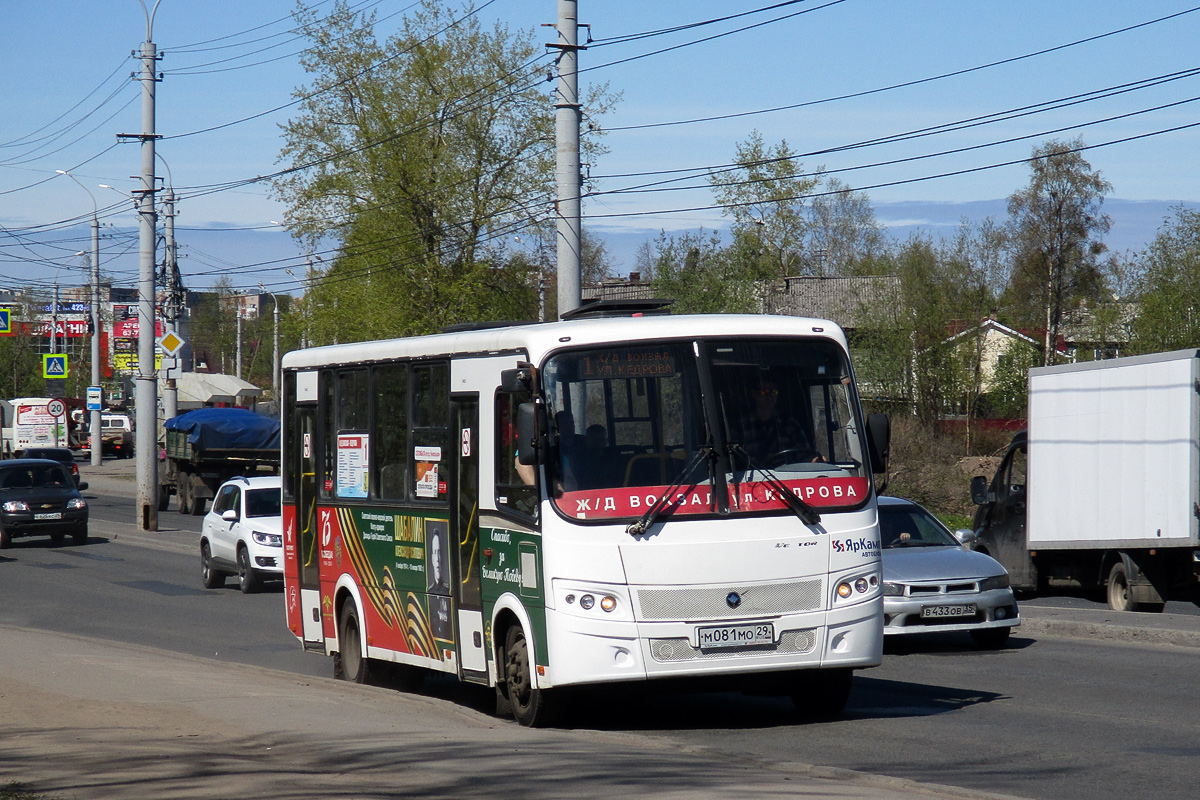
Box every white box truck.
[970,350,1200,612]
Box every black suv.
[0,459,89,547]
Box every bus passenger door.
[452,395,488,681]
[294,405,324,647]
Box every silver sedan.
[878,496,1019,649]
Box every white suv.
[200,475,283,593]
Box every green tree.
[808,177,887,276]
[0,329,44,399]
[1004,138,1112,365]
[649,229,760,313]
[1128,206,1200,353]
[274,1,613,340]
[708,131,820,280]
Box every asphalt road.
[4,462,1200,800]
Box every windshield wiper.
[728,443,821,527]
[626,446,714,536]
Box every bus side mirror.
[516,402,548,466]
[866,413,890,475]
[970,475,991,505]
[501,367,532,393]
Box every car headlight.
[252,531,283,547]
[68,498,87,510]
[979,574,1010,592]
[2,500,29,513]
[882,581,905,597]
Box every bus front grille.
[636,579,823,620]
[649,629,817,662]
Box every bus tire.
[503,624,552,727]
[337,602,372,684]
[791,668,853,720]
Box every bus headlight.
[833,572,879,605]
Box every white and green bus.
[281,308,890,725]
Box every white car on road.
[200,475,283,593]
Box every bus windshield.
[542,337,871,522]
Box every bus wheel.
[337,603,371,684]
[504,624,551,727]
[791,668,853,720]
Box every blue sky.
[3,1,1198,296]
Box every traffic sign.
[87,386,103,412]
[0,308,9,334]
[47,399,66,418]
[158,331,185,357]
[43,354,68,378]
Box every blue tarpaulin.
[163,408,280,451]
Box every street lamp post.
[56,170,103,467]
[258,285,280,405]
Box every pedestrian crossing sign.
[43,354,68,378]
[0,309,9,334]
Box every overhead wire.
[601,5,1200,133]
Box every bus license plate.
[921,604,976,619]
[697,622,774,649]
[34,512,62,520]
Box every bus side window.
[374,363,408,501]
[411,363,449,502]
[496,391,537,518]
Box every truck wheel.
[178,480,192,515]
[157,488,170,512]
[1106,561,1164,613]
[1107,562,1134,611]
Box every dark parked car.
[0,459,89,548]
[16,447,81,487]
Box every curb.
[1017,614,1200,649]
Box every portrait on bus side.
[429,594,453,641]
[425,519,450,595]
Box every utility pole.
[55,170,101,465]
[236,306,243,380]
[162,187,178,422]
[120,0,163,531]
[552,0,583,318]
[90,210,101,467]
[259,284,280,404]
